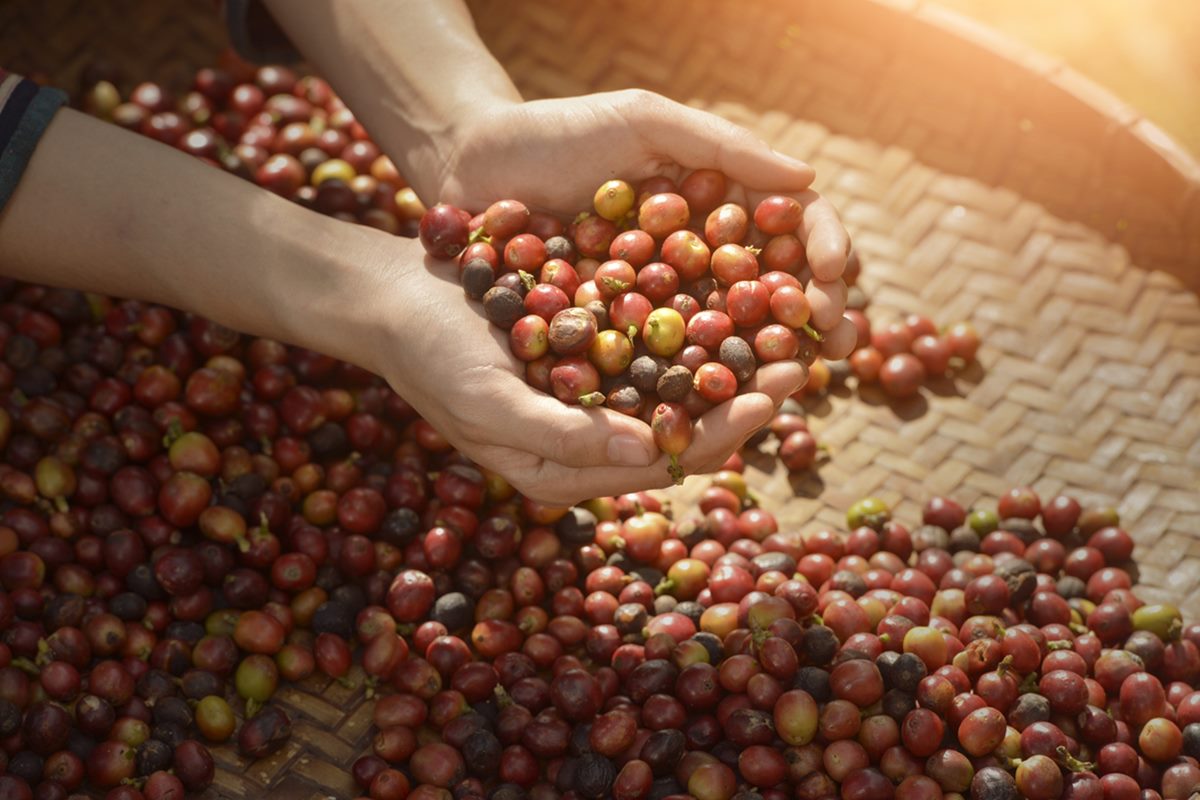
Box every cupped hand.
[371,90,858,505]
[432,89,858,361]
[369,249,808,507]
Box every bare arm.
[262,0,522,203]
[0,107,394,368]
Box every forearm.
[0,108,402,373]
[263,0,521,203]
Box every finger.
[632,96,816,192]
[498,375,660,469]
[521,389,777,502]
[821,316,858,361]
[744,361,809,406]
[798,192,850,282]
[679,390,776,476]
[806,278,848,330]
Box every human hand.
[366,243,809,506]
[427,90,857,360]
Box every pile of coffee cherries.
[358,479,1200,800]
[2,58,1196,800]
[417,177,851,482]
[842,312,981,400]
[78,58,427,237]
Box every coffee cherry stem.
[517,270,536,291]
[161,418,185,448]
[668,454,685,485]
[801,323,824,343]
[11,657,40,677]
[579,392,606,407]
[1055,746,1095,773]
[995,654,1014,679]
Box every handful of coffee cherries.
[418,173,848,483]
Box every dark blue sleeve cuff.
[225,0,301,64]
[0,85,68,213]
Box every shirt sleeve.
[0,70,69,214]
[224,0,301,64]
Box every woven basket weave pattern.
[2,1,1199,798]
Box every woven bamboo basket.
[2,1,1199,798]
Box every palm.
[375,251,806,505]
[381,258,542,471]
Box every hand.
[368,244,809,507]
[431,90,858,360]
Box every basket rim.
[801,0,1200,292]
[908,0,1200,184]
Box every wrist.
[391,89,523,208]
[264,209,416,378]
[262,0,522,208]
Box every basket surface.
[3,1,1200,798]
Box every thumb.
[630,94,815,191]
[682,390,777,475]
[501,377,659,469]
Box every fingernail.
[608,435,656,466]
